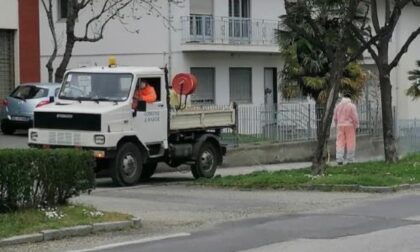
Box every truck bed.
[170,105,236,132]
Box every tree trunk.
[315,102,325,139]
[54,37,75,83]
[312,58,344,175]
[377,42,399,163]
[54,1,77,83]
[379,72,399,163]
[41,0,58,82]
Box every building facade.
[0,0,41,100]
[38,0,420,119]
[39,0,284,106]
[0,0,19,100]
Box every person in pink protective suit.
[333,94,359,165]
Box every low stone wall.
[223,136,384,167]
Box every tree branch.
[385,0,391,23]
[389,26,420,70]
[76,0,132,42]
[371,0,381,33]
[348,25,380,64]
[41,0,58,82]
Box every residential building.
[39,0,284,106]
[0,0,41,100]
[38,1,420,120]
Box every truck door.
[133,76,168,145]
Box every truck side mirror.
[49,96,55,103]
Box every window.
[228,0,250,41]
[191,68,215,104]
[230,68,252,104]
[59,73,134,102]
[58,0,68,20]
[11,86,49,100]
[190,15,213,38]
[138,77,161,102]
[54,88,61,97]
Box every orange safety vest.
[136,85,157,103]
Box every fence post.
[415,118,417,151]
[307,103,311,139]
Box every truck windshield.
[59,72,133,102]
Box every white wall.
[392,4,420,119]
[0,0,18,29]
[39,0,182,79]
[250,0,285,20]
[174,52,282,105]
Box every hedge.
[0,149,95,213]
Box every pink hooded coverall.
[333,97,359,163]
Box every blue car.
[0,83,61,135]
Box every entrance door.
[264,68,277,105]
[228,0,251,43]
[0,30,15,99]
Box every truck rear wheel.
[111,142,142,186]
[191,142,219,179]
[140,163,158,180]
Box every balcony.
[180,15,280,53]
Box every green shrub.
[0,149,95,213]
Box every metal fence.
[397,119,420,154]
[181,15,279,46]
[222,101,382,146]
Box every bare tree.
[40,0,178,82]
[41,0,58,82]
[351,0,420,163]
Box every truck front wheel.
[191,142,219,179]
[111,142,142,186]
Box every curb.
[303,183,420,193]
[0,217,142,247]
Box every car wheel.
[111,142,142,187]
[1,122,15,135]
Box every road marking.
[68,233,191,252]
[404,215,420,221]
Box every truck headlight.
[30,132,38,141]
[94,135,105,145]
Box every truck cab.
[29,65,236,186]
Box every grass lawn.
[196,154,420,190]
[0,205,132,239]
[221,133,269,144]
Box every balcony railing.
[181,15,279,46]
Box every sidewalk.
[155,162,312,179]
[155,155,384,179]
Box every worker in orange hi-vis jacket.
[333,93,359,165]
[136,80,157,103]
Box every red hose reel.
[172,73,197,96]
[172,73,198,109]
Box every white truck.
[28,65,237,186]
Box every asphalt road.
[0,131,29,149]
[75,192,420,252]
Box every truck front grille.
[34,112,101,131]
[48,132,82,146]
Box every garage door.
[0,30,15,99]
